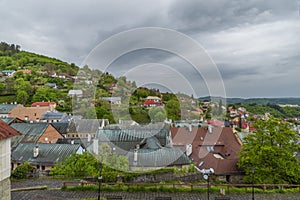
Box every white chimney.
[208,125,213,133]
[71,139,74,145]
[93,139,99,155]
[186,144,192,156]
[33,146,39,158]
[133,149,138,165]
[188,124,192,132]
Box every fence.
[63,181,300,193]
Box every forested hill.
[0,41,79,75]
[199,96,300,106]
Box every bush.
[11,162,34,179]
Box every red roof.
[143,99,163,106]
[0,120,20,140]
[171,126,242,175]
[207,119,225,127]
[31,102,56,107]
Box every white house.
[0,120,19,200]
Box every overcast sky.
[1,0,300,98]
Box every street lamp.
[98,164,103,200]
[195,167,214,200]
[251,167,255,200]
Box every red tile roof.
[0,120,20,140]
[171,126,242,175]
[143,99,163,106]
[31,102,56,107]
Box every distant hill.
[198,96,300,106]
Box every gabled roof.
[0,104,18,114]
[31,102,56,107]
[0,120,20,140]
[8,104,49,121]
[12,143,82,166]
[143,99,163,105]
[41,110,66,120]
[68,119,108,133]
[97,126,168,151]
[0,117,24,125]
[10,123,49,146]
[128,147,191,167]
[171,126,242,175]
[51,122,69,134]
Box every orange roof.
[0,120,20,140]
[31,102,56,107]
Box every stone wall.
[0,178,11,200]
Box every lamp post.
[251,167,255,200]
[98,164,103,200]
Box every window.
[206,146,214,152]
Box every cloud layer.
[1,0,299,97]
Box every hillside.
[199,96,300,106]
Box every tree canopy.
[238,117,300,184]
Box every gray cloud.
[0,0,299,97]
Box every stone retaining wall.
[0,178,10,200]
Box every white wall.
[0,139,11,181]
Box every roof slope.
[68,119,107,133]
[0,104,18,114]
[12,143,81,165]
[0,120,20,140]
[129,147,191,167]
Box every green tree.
[50,152,100,178]
[165,99,180,120]
[16,90,29,105]
[149,107,166,122]
[238,117,300,184]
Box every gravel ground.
[11,179,300,200]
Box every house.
[8,104,50,121]
[31,101,57,109]
[171,126,242,181]
[66,119,109,139]
[0,120,19,200]
[128,137,191,171]
[48,83,57,88]
[10,123,64,149]
[16,69,32,75]
[41,110,66,122]
[101,97,122,105]
[51,122,69,135]
[0,117,25,125]
[68,89,83,97]
[93,123,190,170]
[11,143,84,171]
[1,70,15,77]
[142,96,163,108]
[0,103,18,118]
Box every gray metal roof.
[68,119,108,133]
[97,127,168,151]
[128,147,191,167]
[0,104,18,114]
[51,122,69,134]
[12,143,82,166]
[0,117,16,124]
[10,123,49,148]
[41,110,66,120]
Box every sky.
[1,0,300,98]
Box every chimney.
[133,148,138,165]
[71,139,74,145]
[208,125,213,133]
[33,146,39,158]
[188,124,192,132]
[186,144,192,156]
[93,139,99,155]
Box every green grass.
[63,183,300,194]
